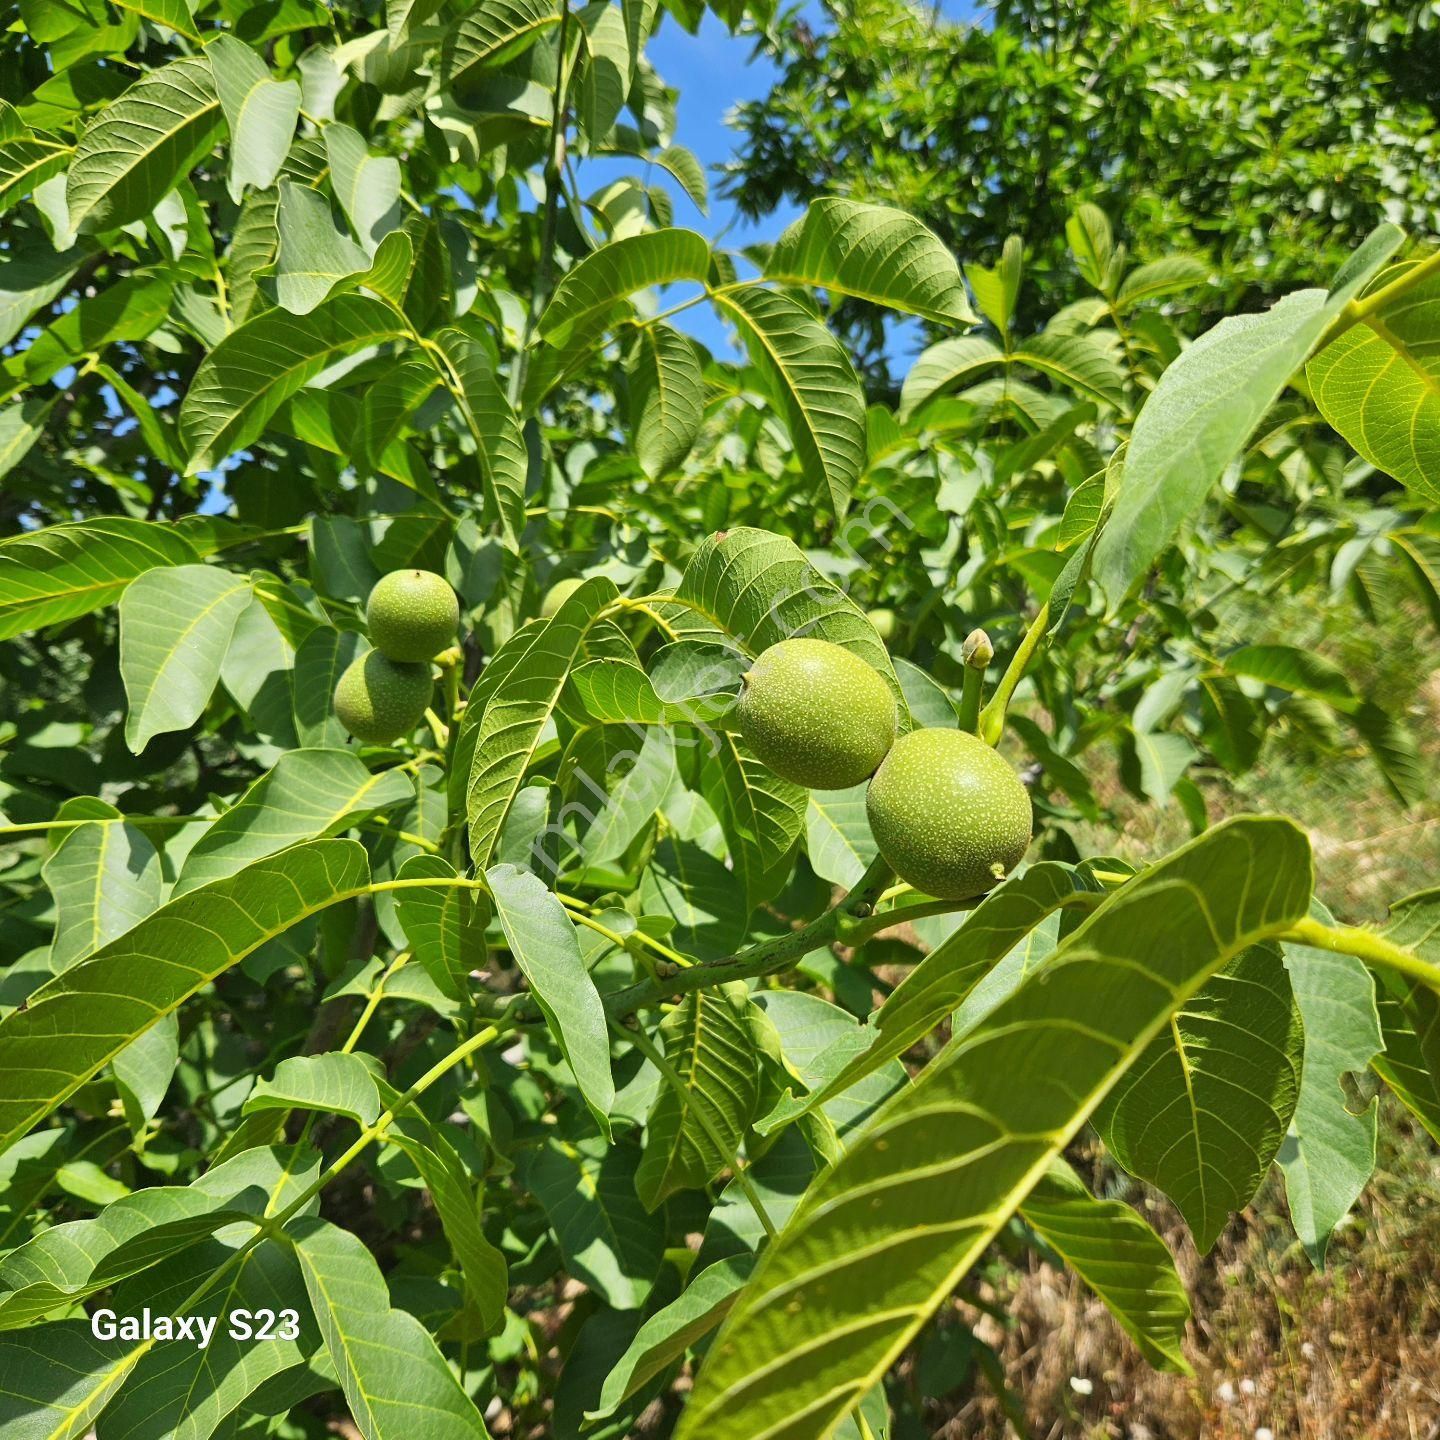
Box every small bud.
[961,629,993,669]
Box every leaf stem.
[1316,245,1440,352]
[958,629,994,734]
[341,951,412,1053]
[1279,916,1440,993]
[509,0,575,407]
[979,602,1050,746]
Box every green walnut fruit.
[333,651,433,745]
[736,637,897,789]
[866,727,1031,899]
[365,569,458,662]
[541,576,585,618]
[870,608,898,643]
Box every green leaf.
[0,517,198,641]
[119,563,253,751]
[465,578,617,867]
[1123,725,1197,802]
[292,625,365,746]
[804,784,873,889]
[764,199,973,326]
[67,55,221,232]
[439,0,561,90]
[325,122,402,253]
[539,228,710,343]
[712,284,866,517]
[487,862,615,1134]
[113,1016,180,1136]
[965,234,1023,339]
[635,984,760,1209]
[1350,696,1425,808]
[290,1216,493,1440]
[274,180,370,315]
[577,726,678,868]
[675,816,1312,1440]
[768,863,1104,1129]
[43,808,163,971]
[638,836,748,962]
[588,1255,754,1422]
[754,990,906,1139]
[89,1235,319,1440]
[1093,225,1405,605]
[573,641,744,726]
[1019,1159,1191,1372]
[897,334,1004,418]
[0,1148,289,1326]
[702,735,806,911]
[1066,203,1113,289]
[0,394,54,480]
[1278,919,1383,1266]
[0,1126,128,1251]
[1307,261,1440,506]
[0,840,370,1151]
[576,1,630,144]
[1012,330,1127,409]
[175,748,413,893]
[9,271,172,387]
[0,240,87,350]
[245,1053,382,1128]
[112,0,200,39]
[0,1322,141,1438]
[1223,643,1356,709]
[1097,944,1303,1252]
[1371,887,1440,1140]
[379,1084,507,1330]
[628,321,703,477]
[1373,983,1440,1142]
[93,361,186,472]
[180,292,409,473]
[432,325,527,547]
[360,356,441,466]
[393,853,487,1001]
[666,528,906,721]
[226,185,279,326]
[0,133,70,220]
[208,33,301,202]
[1115,254,1209,310]
[524,1134,663,1309]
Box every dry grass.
[942,1111,1440,1440]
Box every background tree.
[725,0,1440,383]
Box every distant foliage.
[724,0,1440,379]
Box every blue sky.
[580,12,801,355]
[601,4,977,362]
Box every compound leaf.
[0,840,370,1151]
[676,816,1312,1440]
[765,199,972,326]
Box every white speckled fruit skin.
[366,569,459,662]
[334,651,433,744]
[736,637,897,789]
[866,727,1032,899]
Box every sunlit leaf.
[677,817,1312,1440]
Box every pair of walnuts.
[333,571,459,744]
[736,638,1032,900]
